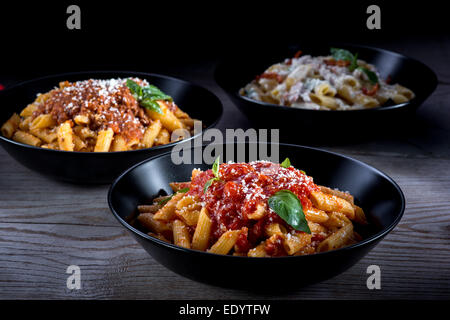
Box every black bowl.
[0,71,223,183]
[215,43,437,140]
[108,143,405,289]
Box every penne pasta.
[142,119,162,148]
[94,128,114,152]
[20,104,38,117]
[57,121,74,151]
[110,135,127,152]
[1,113,20,138]
[12,130,41,147]
[138,213,172,235]
[317,223,353,252]
[175,195,201,226]
[136,159,368,257]
[146,101,183,132]
[247,203,267,220]
[283,232,312,255]
[247,243,268,257]
[208,229,241,255]
[154,128,170,146]
[173,219,191,249]
[30,128,57,144]
[310,191,355,220]
[30,114,55,131]
[153,193,185,221]
[304,207,329,223]
[191,207,212,251]
[1,78,196,151]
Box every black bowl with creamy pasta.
[215,44,437,138]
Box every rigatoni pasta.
[136,158,367,257]
[1,78,196,151]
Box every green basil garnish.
[280,157,291,168]
[126,79,172,114]
[204,156,221,193]
[126,78,143,98]
[140,99,162,112]
[349,52,359,72]
[268,190,311,234]
[330,47,354,62]
[329,48,379,84]
[359,67,379,84]
[203,178,219,193]
[158,187,190,205]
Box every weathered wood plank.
[0,147,449,299]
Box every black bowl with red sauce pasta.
[0,71,222,183]
[107,143,405,289]
[215,43,437,142]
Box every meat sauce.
[188,161,319,254]
[32,78,165,141]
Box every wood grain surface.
[0,36,449,299]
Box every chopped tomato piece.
[255,72,284,83]
[362,83,379,96]
[293,50,303,59]
[324,59,350,67]
[385,75,392,84]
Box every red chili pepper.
[256,72,284,83]
[264,234,286,256]
[385,75,392,84]
[293,50,303,59]
[362,83,379,96]
[325,59,350,67]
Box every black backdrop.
[0,0,448,79]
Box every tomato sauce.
[188,161,319,252]
[32,78,152,142]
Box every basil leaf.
[268,190,311,233]
[204,156,222,192]
[204,177,219,193]
[140,98,163,114]
[280,157,291,168]
[212,156,220,178]
[157,187,190,205]
[330,47,354,62]
[359,67,379,84]
[126,79,143,99]
[158,196,172,206]
[143,85,173,102]
[126,78,172,114]
[349,52,359,72]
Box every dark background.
[0,1,448,81]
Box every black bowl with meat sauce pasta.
[0,71,223,183]
[107,143,405,289]
[214,43,437,142]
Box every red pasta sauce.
[187,161,320,253]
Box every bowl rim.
[215,42,438,113]
[0,70,223,154]
[107,142,406,260]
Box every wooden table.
[1,36,449,299]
